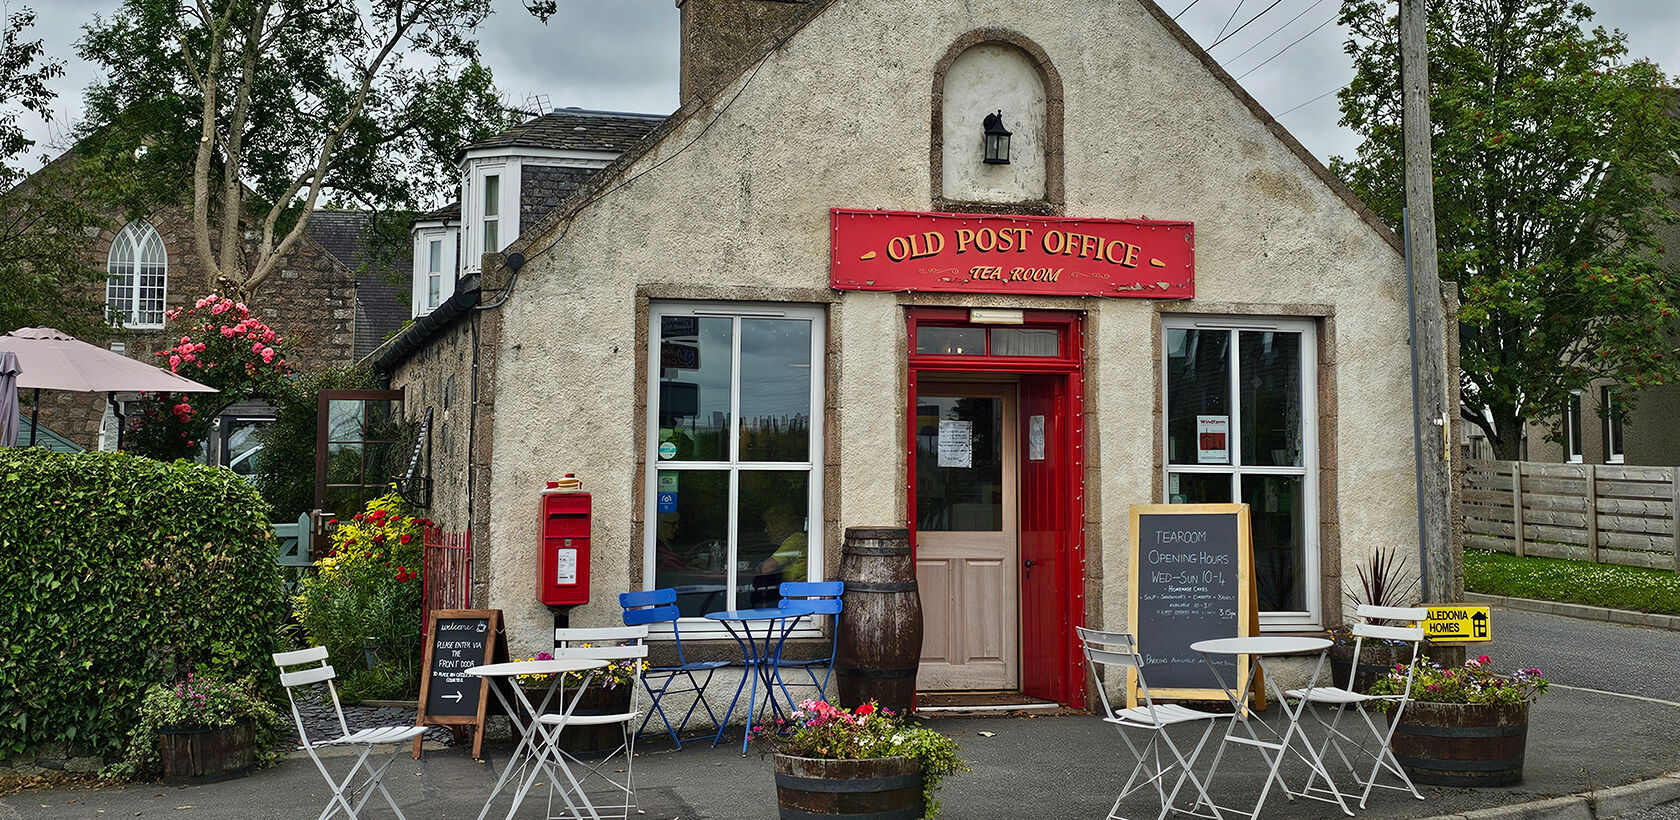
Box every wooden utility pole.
[1400,0,1461,607]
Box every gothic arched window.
[107,220,168,328]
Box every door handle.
[1023,559,1037,568]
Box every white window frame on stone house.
[1160,315,1321,630]
[410,222,457,317]
[462,161,519,275]
[640,300,827,637]
[106,220,167,328]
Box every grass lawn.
[1464,549,1680,616]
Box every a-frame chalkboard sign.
[413,609,507,760]
[1127,504,1261,708]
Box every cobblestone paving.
[286,696,456,747]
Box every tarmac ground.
[4,680,1678,820]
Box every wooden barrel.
[158,720,255,783]
[1391,701,1529,786]
[773,753,923,819]
[835,527,923,714]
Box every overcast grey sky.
[10,0,1680,197]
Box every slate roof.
[463,108,666,155]
[305,210,412,362]
[420,201,460,222]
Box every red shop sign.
[830,208,1194,298]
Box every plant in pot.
[112,672,284,783]
[1329,547,1421,692]
[754,699,968,819]
[515,651,643,756]
[1369,655,1550,787]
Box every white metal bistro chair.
[1078,626,1227,820]
[539,625,650,820]
[1285,604,1429,808]
[272,646,428,820]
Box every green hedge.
[0,448,287,762]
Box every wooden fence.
[1463,460,1680,571]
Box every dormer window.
[426,239,443,309]
[482,173,501,252]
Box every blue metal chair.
[619,588,729,748]
[772,581,844,701]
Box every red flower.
[399,533,412,545]
[855,703,875,716]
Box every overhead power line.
[1234,13,1337,81]
[1214,0,1249,42]
[1210,0,1286,49]
[1276,83,1348,118]
[1219,0,1329,62]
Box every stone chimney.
[678,0,809,104]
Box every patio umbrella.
[0,351,19,447]
[0,327,217,449]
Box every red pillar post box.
[539,488,591,606]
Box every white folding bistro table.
[1188,636,1353,819]
[467,657,608,820]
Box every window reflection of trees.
[915,396,1001,532]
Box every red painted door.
[1018,373,1065,701]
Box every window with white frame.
[1163,316,1320,628]
[107,221,167,328]
[426,239,443,309]
[1601,386,1623,464]
[1565,390,1584,463]
[481,173,500,253]
[644,302,825,623]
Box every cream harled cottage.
[376,0,1451,709]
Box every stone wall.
[22,201,360,451]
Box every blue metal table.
[705,602,817,753]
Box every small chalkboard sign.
[1128,504,1255,706]
[413,609,506,760]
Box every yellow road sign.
[1424,605,1491,643]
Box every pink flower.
[195,297,208,309]
[211,302,228,314]
[262,328,276,343]
[261,348,275,363]
[168,354,181,369]
[252,341,264,353]
[180,336,191,344]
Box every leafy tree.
[1334,0,1680,459]
[0,7,109,338]
[76,0,516,303]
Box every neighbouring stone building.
[374,0,1457,708]
[12,149,409,459]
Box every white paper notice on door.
[1028,415,1045,461]
[1197,415,1229,464]
[937,419,973,468]
[555,548,578,585]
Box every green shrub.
[293,491,425,697]
[0,448,287,763]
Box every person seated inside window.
[756,505,808,584]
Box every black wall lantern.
[982,110,1012,165]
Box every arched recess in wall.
[931,29,1064,213]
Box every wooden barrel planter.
[835,527,923,714]
[773,754,923,820]
[158,721,255,784]
[1390,701,1530,787]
